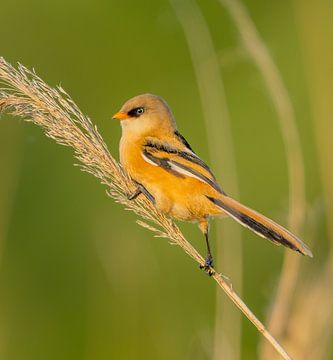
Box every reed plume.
[0,57,292,360]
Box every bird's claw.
[204,254,214,268]
[199,254,215,276]
[127,188,141,201]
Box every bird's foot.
[127,184,155,205]
[127,188,141,201]
[199,254,215,276]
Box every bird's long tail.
[206,195,313,257]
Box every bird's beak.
[112,111,129,121]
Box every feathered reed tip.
[0,56,175,243]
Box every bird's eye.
[128,107,145,117]
[135,107,144,115]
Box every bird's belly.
[138,170,224,221]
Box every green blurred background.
[0,0,332,359]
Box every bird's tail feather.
[206,195,313,257]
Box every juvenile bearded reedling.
[113,94,313,274]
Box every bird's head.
[112,94,176,136]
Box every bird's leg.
[199,220,215,276]
[127,187,142,201]
[204,231,214,268]
[127,182,156,204]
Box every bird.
[112,93,313,274]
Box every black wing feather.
[143,138,225,194]
[174,130,195,152]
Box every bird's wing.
[174,130,195,152]
[142,134,225,195]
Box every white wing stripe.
[169,162,206,183]
[142,151,212,187]
[142,153,158,166]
